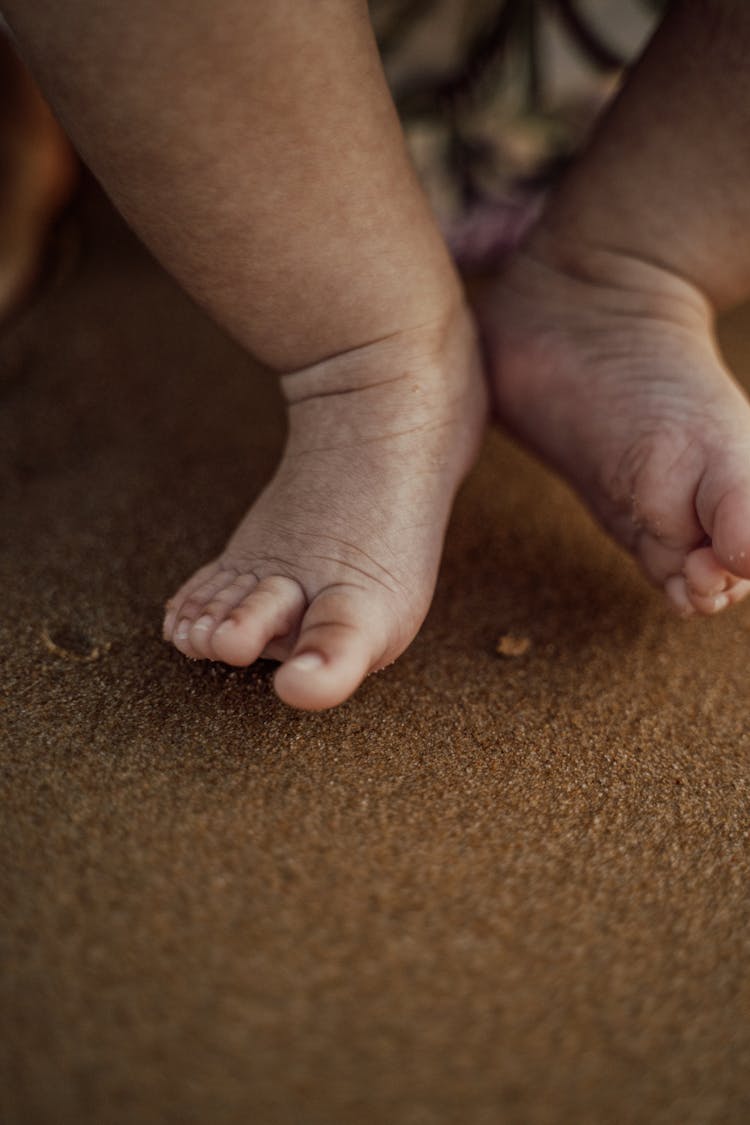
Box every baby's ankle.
[277,298,487,485]
[280,298,478,406]
[515,222,713,330]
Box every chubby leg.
[3,0,486,708]
[476,0,750,616]
[0,30,76,322]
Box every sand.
[1,186,749,1125]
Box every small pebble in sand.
[496,633,531,658]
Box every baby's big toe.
[699,475,750,581]
[274,586,394,711]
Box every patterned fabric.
[371,0,665,251]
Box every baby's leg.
[477,0,750,616]
[3,0,486,708]
[0,29,76,321]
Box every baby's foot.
[474,235,750,616]
[163,307,486,709]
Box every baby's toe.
[664,574,696,618]
[186,572,260,658]
[666,569,730,618]
[683,545,730,598]
[274,586,392,711]
[163,560,223,641]
[669,545,750,617]
[210,575,307,666]
[723,577,750,607]
[169,567,242,657]
[697,468,750,579]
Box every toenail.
[214,619,235,637]
[688,577,727,598]
[192,615,214,632]
[175,620,190,641]
[286,652,324,673]
[712,594,729,613]
[665,575,691,615]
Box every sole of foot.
[472,235,750,618]
[164,306,488,710]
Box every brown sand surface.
[1,189,749,1125]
